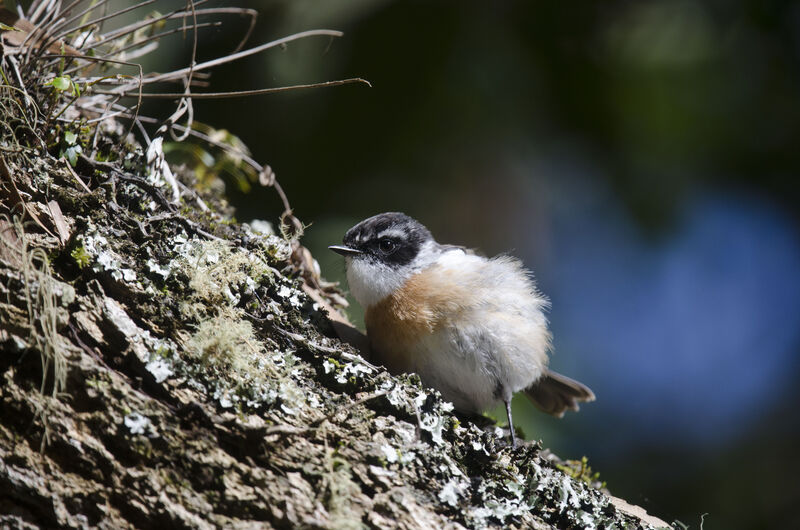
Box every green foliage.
[45,75,80,97]
[164,123,259,194]
[59,127,83,166]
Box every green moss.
[132,440,153,459]
[86,376,109,390]
[327,358,344,370]
[70,245,91,268]
[556,456,605,488]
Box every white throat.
[345,241,442,308]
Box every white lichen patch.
[379,380,406,408]
[101,298,178,383]
[124,412,154,436]
[324,358,374,385]
[80,227,141,287]
[306,391,322,410]
[246,219,274,235]
[557,475,582,512]
[278,380,305,416]
[419,412,447,446]
[239,223,292,263]
[322,359,336,374]
[146,258,171,279]
[277,284,303,308]
[145,358,173,383]
[438,479,467,508]
[578,510,599,530]
[413,390,429,409]
[336,362,372,385]
[476,498,527,522]
[380,444,399,464]
[398,450,416,465]
[464,474,531,527]
[215,389,235,409]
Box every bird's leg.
[504,398,517,449]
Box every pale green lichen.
[186,313,262,374]
[438,479,467,507]
[177,238,269,314]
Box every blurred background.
[145,1,800,528]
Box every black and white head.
[329,212,441,307]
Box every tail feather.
[524,369,595,418]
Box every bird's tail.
[524,369,595,418]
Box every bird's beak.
[328,245,362,256]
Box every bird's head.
[329,212,439,307]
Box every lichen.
[124,413,154,436]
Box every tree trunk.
[0,137,671,530]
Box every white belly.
[365,251,551,413]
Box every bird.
[329,212,594,448]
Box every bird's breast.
[364,266,459,375]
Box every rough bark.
[0,12,671,529]
[0,132,673,530]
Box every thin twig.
[48,0,156,44]
[105,29,345,92]
[61,157,92,193]
[81,21,221,65]
[97,77,372,99]
[48,0,110,36]
[166,0,200,143]
[85,1,212,50]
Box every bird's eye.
[377,238,397,254]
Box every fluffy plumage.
[365,251,550,413]
[330,212,594,447]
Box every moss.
[556,456,605,488]
[70,245,91,268]
[86,377,109,391]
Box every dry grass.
[1,0,368,218]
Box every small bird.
[330,212,594,448]
[328,212,595,447]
